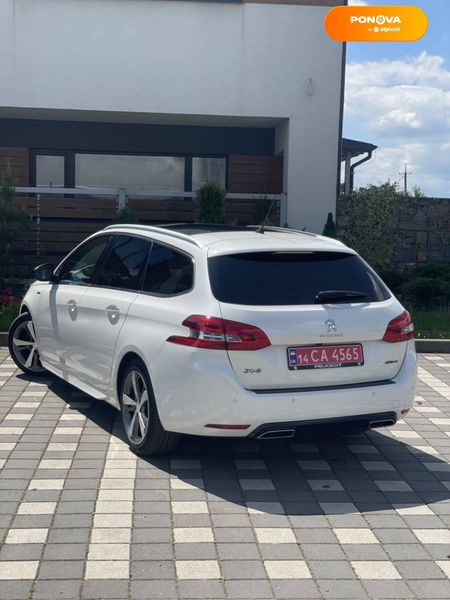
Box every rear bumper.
[158,342,417,437]
[250,411,397,439]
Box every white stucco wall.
[0,0,344,232]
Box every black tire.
[119,358,179,455]
[8,313,48,376]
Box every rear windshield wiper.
[314,290,367,304]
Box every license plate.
[287,344,364,370]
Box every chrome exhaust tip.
[256,429,296,440]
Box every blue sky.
[344,0,450,195]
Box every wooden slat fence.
[3,194,268,276]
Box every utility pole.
[399,163,412,196]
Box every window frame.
[54,234,113,287]
[30,150,74,188]
[191,155,228,192]
[140,239,195,298]
[31,150,228,192]
[92,234,153,293]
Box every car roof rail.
[103,224,203,248]
[246,225,317,238]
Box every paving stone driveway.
[2,349,450,599]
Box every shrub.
[401,277,450,308]
[378,269,406,295]
[411,263,450,280]
[114,207,138,224]
[196,182,226,224]
[339,183,400,270]
[322,212,337,238]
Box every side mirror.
[34,263,56,282]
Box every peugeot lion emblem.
[325,319,337,333]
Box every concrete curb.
[0,332,448,353]
[415,339,450,354]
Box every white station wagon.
[8,224,417,455]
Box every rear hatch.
[208,249,408,390]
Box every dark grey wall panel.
[0,119,275,156]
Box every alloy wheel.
[122,369,150,444]
[12,319,46,373]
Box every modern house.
[0,0,346,269]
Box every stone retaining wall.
[337,195,450,271]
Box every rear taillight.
[383,310,414,343]
[167,315,271,351]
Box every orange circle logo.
[324,5,428,42]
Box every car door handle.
[67,299,77,314]
[106,304,120,323]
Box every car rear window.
[208,251,390,306]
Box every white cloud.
[348,0,369,5]
[344,52,450,196]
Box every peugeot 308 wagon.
[8,224,417,455]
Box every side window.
[97,235,150,291]
[143,243,193,296]
[58,236,111,285]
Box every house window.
[75,154,185,191]
[192,157,226,191]
[36,155,65,187]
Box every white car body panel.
[20,225,417,438]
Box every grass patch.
[411,309,450,339]
[0,305,19,331]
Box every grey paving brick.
[0,581,33,600]
[362,581,416,599]
[301,543,347,560]
[131,560,176,580]
[317,579,370,599]
[225,579,274,599]
[221,559,266,579]
[32,579,82,599]
[343,544,390,560]
[258,543,303,560]
[82,580,129,599]
[132,543,174,561]
[383,543,432,560]
[178,580,227,599]
[47,528,90,544]
[0,544,44,561]
[129,579,177,599]
[37,560,84,580]
[43,544,88,561]
[408,579,450,599]
[395,559,446,579]
[174,543,217,560]
[216,542,260,560]
[309,560,357,579]
[132,528,172,543]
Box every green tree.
[412,185,426,198]
[0,163,30,280]
[340,183,400,270]
[196,182,226,224]
[322,212,337,238]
